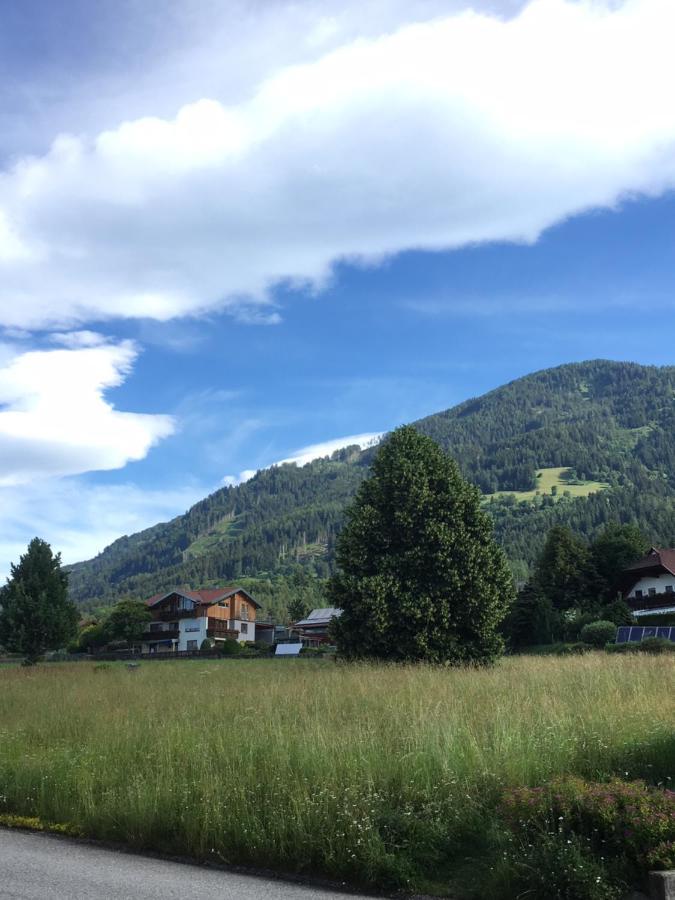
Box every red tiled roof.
[624,547,675,577]
[146,587,261,608]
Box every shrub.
[200,638,214,651]
[605,638,675,655]
[498,777,675,896]
[580,620,617,647]
[217,639,241,655]
[639,637,675,654]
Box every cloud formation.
[1,0,675,328]
[0,339,174,485]
[222,431,383,486]
[0,478,206,582]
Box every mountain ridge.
[66,359,675,613]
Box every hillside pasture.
[486,466,610,503]
[0,655,672,896]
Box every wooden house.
[141,587,261,653]
[621,548,675,619]
[291,607,342,646]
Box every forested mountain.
[67,360,675,614]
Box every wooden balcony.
[207,619,237,639]
[152,608,196,621]
[142,628,179,642]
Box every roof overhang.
[148,590,198,608]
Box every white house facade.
[621,548,675,619]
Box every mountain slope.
[67,360,675,608]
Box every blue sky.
[1,0,675,576]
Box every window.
[186,640,198,651]
[648,588,656,597]
[240,622,248,634]
[240,603,249,621]
[634,590,643,599]
[665,584,673,593]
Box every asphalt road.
[0,829,374,900]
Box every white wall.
[178,615,207,651]
[231,619,255,643]
[627,573,675,599]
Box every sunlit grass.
[0,655,672,894]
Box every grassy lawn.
[0,655,672,896]
[486,466,610,502]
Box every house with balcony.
[141,587,261,653]
[621,547,675,620]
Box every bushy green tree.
[504,584,560,648]
[590,523,649,601]
[580,620,618,647]
[104,598,151,645]
[533,526,591,611]
[328,426,514,664]
[0,537,78,663]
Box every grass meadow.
[0,655,673,896]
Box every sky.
[1,0,675,578]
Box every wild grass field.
[0,655,673,897]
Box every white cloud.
[222,431,383,485]
[49,330,109,348]
[279,432,383,467]
[0,0,675,328]
[0,479,207,583]
[0,339,174,486]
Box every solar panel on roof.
[616,627,630,644]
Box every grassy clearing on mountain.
[486,466,610,503]
[0,655,672,897]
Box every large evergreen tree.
[0,538,78,663]
[532,525,591,611]
[328,426,514,663]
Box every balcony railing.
[152,608,196,621]
[207,619,236,635]
[142,629,179,642]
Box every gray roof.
[294,607,343,627]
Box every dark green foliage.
[590,523,649,601]
[64,360,675,610]
[532,526,591,611]
[104,599,151,645]
[580,620,617,647]
[217,639,241,655]
[73,622,109,652]
[0,538,78,663]
[503,585,559,648]
[328,426,515,663]
[200,638,214,651]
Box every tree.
[104,599,152,646]
[328,426,514,664]
[0,538,78,663]
[503,584,560,648]
[589,523,649,602]
[580,620,617,648]
[532,526,591,611]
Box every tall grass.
[0,655,672,894]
